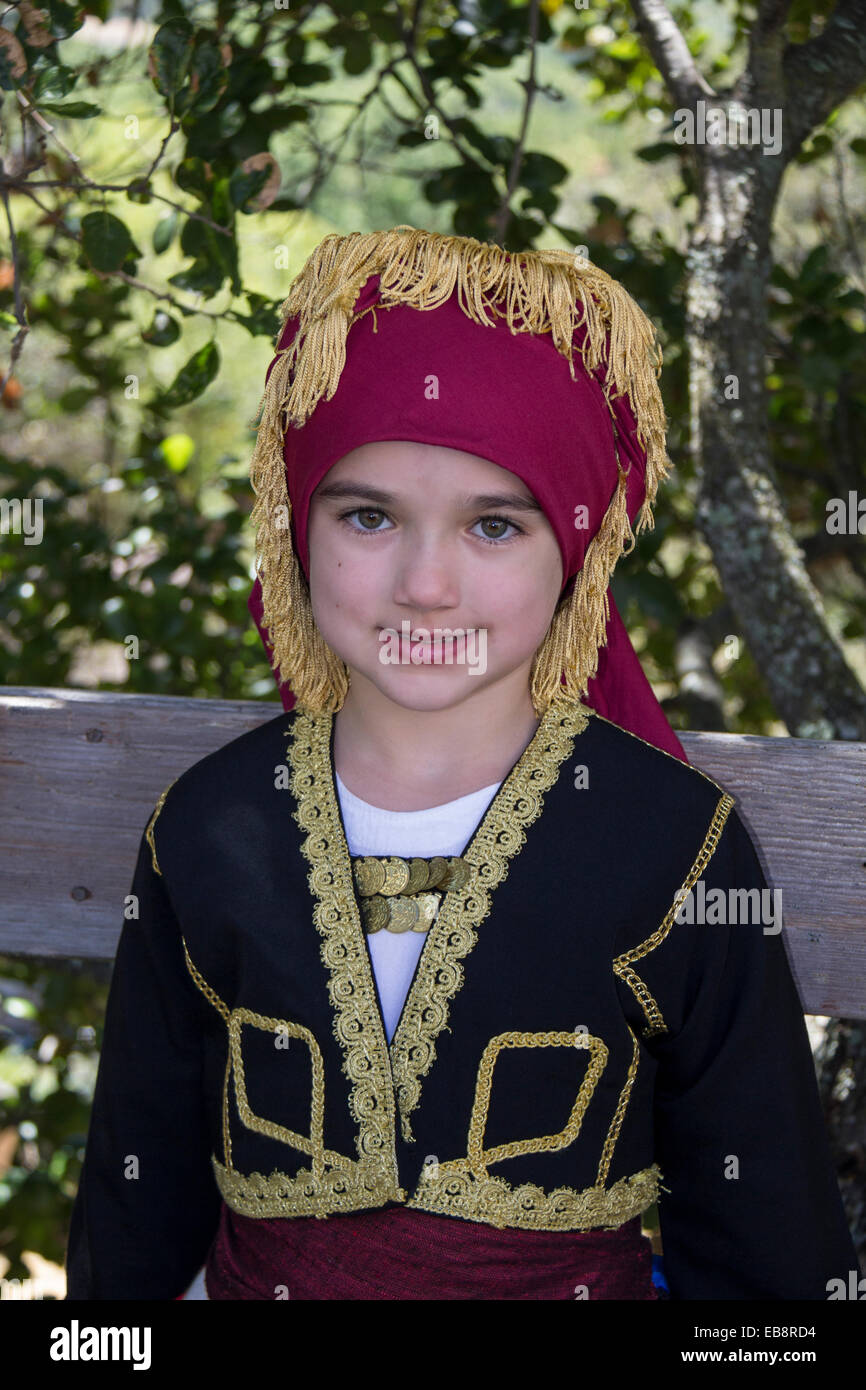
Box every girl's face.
[306,441,564,713]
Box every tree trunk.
[630,0,866,1269]
[686,165,866,739]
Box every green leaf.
[635,142,679,163]
[795,131,834,165]
[179,215,237,291]
[185,41,228,115]
[210,176,233,227]
[341,31,373,76]
[58,386,97,411]
[32,63,78,102]
[175,156,211,200]
[80,211,140,272]
[285,61,332,87]
[167,263,224,297]
[142,311,181,347]
[153,211,179,255]
[160,341,220,409]
[40,0,85,42]
[423,164,498,206]
[519,151,570,191]
[37,101,102,118]
[233,298,281,337]
[228,164,271,210]
[149,18,194,100]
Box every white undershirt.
[335,771,502,1045]
[181,772,501,1301]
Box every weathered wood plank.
[1,687,864,1017]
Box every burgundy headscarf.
[248,270,687,763]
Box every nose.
[390,531,461,613]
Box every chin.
[353,664,498,712]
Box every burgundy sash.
[202,1201,660,1301]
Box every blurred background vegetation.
[1,0,864,1294]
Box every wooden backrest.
[1,686,864,1018]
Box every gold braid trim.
[182,936,404,1215]
[144,779,177,876]
[407,1161,662,1233]
[466,1031,609,1171]
[287,708,405,1188]
[248,225,673,716]
[388,700,589,1143]
[405,1026,649,1231]
[286,694,589,1148]
[612,792,736,1038]
[211,1153,401,1220]
[182,937,234,1169]
[596,1025,641,1187]
[227,1008,353,1174]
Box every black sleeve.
[64,821,222,1299]
[648,807,857,1300]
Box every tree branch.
[783,0,866,158]
[396,0,496,173]
[492,0,541,245]
[0,184,29,398]
[628,0,716,109]
[12,184,233,325]
[746,0,794,99]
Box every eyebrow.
[313,480,543,513]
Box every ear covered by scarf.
[245,228,687,764]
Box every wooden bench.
[1,685,865,1022]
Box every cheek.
[309,531,378,618]
[493,549,562,619]
[479,573,555,655]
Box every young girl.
[64,226,857,1300]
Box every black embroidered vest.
[145,697,733,1234]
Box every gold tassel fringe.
[248,226,672,715]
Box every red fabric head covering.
[248,266,686,763]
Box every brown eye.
[473,516,522,544]
[339,508,392,536]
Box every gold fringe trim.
[247,226,673,715]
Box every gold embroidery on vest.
[222,1049,233,1167]
[612,792,735,1038]
[182,936,402,1217]
[229,1009,352,1174]
[407,1161,662,1232]
[210,1155,400,1220]
[406,1025,656,1233]
[288,697,590,1149]
[182,937,233,1165]
[182,937,230,1021]
[596,1025,640,1186]
[468,1031,608,1169]
[144,779,177,877]
[287,710,407,1206]
[392,701,590,1141]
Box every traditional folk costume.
[64,228,856,1301]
